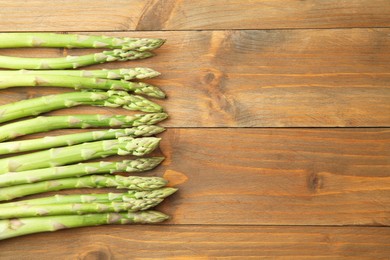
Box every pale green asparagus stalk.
[0,113,168,142]
[0,188,178,207]
[0,175,168,201]
[0,157,164,187]
[0,210,169,240]
[0,137,161,173]
[0,49,153,69]
[0,198,164,219]
[1,68,161,80]
[0,74,165,98]
[0,33,165,51]
[0,126,165,155]
[0,91,163,123]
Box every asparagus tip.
[161,187,178,197]
[137,210,170,223]
[153,156,166,164]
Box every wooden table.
[1,1,390,259]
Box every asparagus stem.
[0,175,168,201]
[0,91,163,123]
[0,33,165,51]
[0,137,161,173]
[0,126,165,155]
[0,188,177,207]
[0,157,164,187]
[0,210,169,240]
[0,113,168,142]
[1,68,161,80]
[0,49,153,70]
[0,198,164,219]
[0,74,165,98]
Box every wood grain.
[0,29,389,127]
[136,0,390,30]
[0,0,142,32]
[154,128,390,225]
[1,225,389,259]
[0,0,389,31]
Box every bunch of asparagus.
[0,33,175,240]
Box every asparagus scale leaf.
[0,211,169,240]
[0,175,168,201]
[0,74,165,98]
[0,157,165,187]
[0,113,168,142]
[0,137,161,173]
[0,33,165,51]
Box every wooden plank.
[153,128,390,225]
[1,225,389,259]
[0,0,143,32]
[136,0,390,30]
[4,128,388,226]
[0,0,389,31]
[0,29,389,127]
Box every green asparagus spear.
[0,49,153,70]
[0,175,168,201]
[0,188,177,207]
[0,137,161,173]
[0,74,165,98]
[0,126,164,155]
[0,113,168,142]
[1,68,161,80]
[0,157,164,187]
[0,91,162,123]
[0,210,169,240]
[0,198,163,219]
[0,33,165,51]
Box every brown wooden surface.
[157,128,390,225]
[0,1,389,259]
[0,0,390,31]
[1,225,390,259]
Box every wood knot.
[203,72,215,84]
[307,171,324,192]
[78,247,112,260]
[163,170,188,186]
[201,68,223,86]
